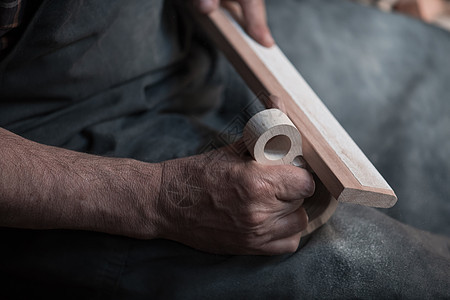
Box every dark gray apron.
[0,0,449,299]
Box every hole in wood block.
[264,135,291,161]
[292,155,306,168]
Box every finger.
[269,165,315,201]
[259,232,302,255]
[268,206,308,241]
[236,0,274,47]
[193,0,220,14]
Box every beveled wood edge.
[339,187,397,208]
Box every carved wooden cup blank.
[243,109,303,165]
[244,109,338,236]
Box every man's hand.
[193,0,275,47]
[0,128,313,256]
[155,142,314,255]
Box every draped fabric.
[0,0,449,298]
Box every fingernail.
[263,33,275,47]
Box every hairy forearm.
[0,126,315,254]
[0,128,163,238]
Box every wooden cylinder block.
[244,109,337,235]
[243,109,303,166]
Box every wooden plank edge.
[340,187,397,208]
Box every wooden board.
[191,6,397,208]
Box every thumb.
[237,0,274,47]
[193,0,220,14]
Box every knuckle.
[239,165,273,198]
[238,218,271,250]
[239,233,263,250]
[244,211,267,228]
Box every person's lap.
[2,204,449,298]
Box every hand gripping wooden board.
[188,5,397,232]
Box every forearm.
[0,128,163,238]
[0,127,314,255]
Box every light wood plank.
[192,7,397,208]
